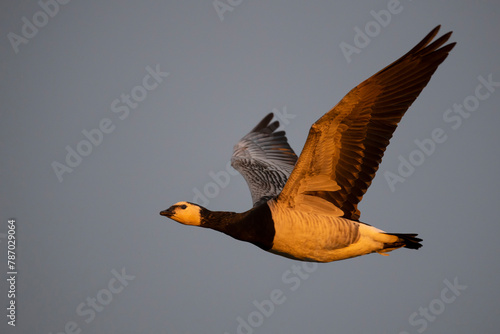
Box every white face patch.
[168,201,202,226]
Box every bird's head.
[160,201,204,226]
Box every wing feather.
[277,25,455,220]
[231,113,298,207]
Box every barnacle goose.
[160,26,455,262]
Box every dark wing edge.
[278,25,456,220]
[231,113,298,207]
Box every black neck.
[200,205,275,250]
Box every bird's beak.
[160,207,174,217]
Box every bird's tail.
[382,233,423,250]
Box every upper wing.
[277,25,456,220]
[231,113,298,207]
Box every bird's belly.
[269,210,385,263]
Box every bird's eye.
[180,204,187,209]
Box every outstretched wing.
[277,25,455,220]
[231,113,298,207]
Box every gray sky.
[1,1,499,333]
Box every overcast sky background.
[1,1,500,333]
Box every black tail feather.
[384,233,423,250]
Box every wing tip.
[413,25,456,57]
[250,113,275,132]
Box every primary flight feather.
[160,26,455,263]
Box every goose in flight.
[160,26,455,262]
